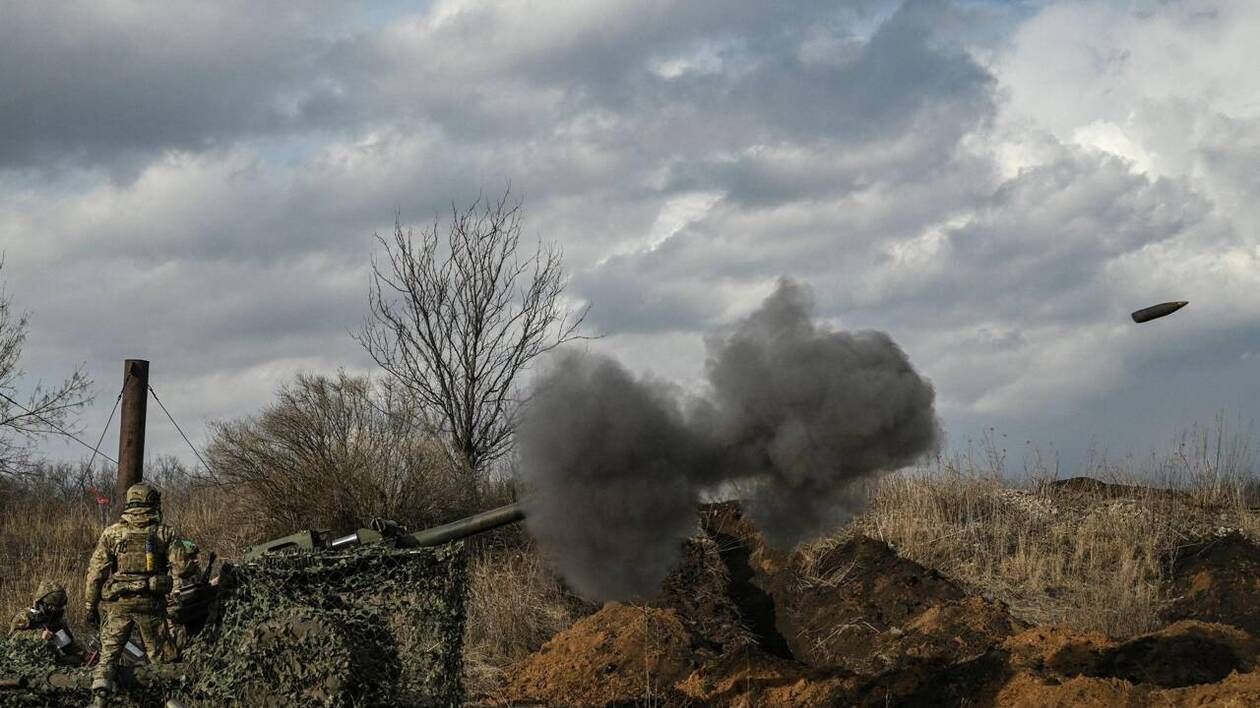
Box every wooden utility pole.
[115,359,149,516]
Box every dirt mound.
[1162,533,1260,635]
[676,649,859,707]
[504,603,697,706]
[1006,621,1258,689]
[1047,476,1188,501]
[653,536,755,653]
[891,596,1025,665]
[996,669,1260,707]
[770,535,977,670]
[504,502,1260,706]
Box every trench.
[709,531,795,660]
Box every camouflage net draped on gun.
[1,542,469,707]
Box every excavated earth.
[498,497,1260,707]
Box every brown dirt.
[1162,533,1260,636]
[652,536,755,654]
[503,498,1260,707]
[995,670,1260,707]
[769,534,982,671]
[891,595,1025,665]
[502,602,698,706]
[675,649,859,707]
[1048,476,1190,501]
[1005,621,1258,687]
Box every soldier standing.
[83,482,178,703]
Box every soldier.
[83,482,178,703]
[7,579,69,638]
[6,579,87,663]
[165,539,201,656]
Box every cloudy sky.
[2,0,1258,475]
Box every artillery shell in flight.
[1131,301,1188,323]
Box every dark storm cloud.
[0,1,978,178]
[0,2,358,171]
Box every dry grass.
[463,544,589,698]
[856,422,1259,637]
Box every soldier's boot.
[88,676,113,708]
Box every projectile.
[1131,301,1188,323]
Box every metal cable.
[0,389,119,465]
[85,374,128,472]
[147,384,211,472]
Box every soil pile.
[769,535,1022,672]
[502,498,1260,707]
[997,621,1260,705]
[1162,533,1260,636]
[1048,476,1189,501]
[504,603,697,706]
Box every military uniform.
[165,540,201,656]
[83,483,178,699]
[8,579,68,637]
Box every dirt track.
[497,497,1260,707]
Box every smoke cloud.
[519,278,939,600]
[516,353,703,600]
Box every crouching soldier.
[165,540,201,656]
[83,483,178,705]
[6,579,85,664]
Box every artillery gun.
[240,500,527,561]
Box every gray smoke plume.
[517,353,703,601]
[694,279,941,547]
[518,278,939,600]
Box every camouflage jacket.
[84,508,179,607]
[6,580,69,637]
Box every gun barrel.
[405,501,526,547]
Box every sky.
[2,0,1258,476]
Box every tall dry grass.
[858,421,1259,637]
[463,545,590,697]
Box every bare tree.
[357,190,585,480]
[0,261,93,476]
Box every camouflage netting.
[0,542,468,707]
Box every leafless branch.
[355,188,587,479]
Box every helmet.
[169,540,200,576]
[125,482,161,509]
[169,539,199,561]
[34,579,68,609]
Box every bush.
[205,372,472,539]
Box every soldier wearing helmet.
[8,579,69,637]
[83,482,180,702]
[165,539,202,655]
[8,579,87,663]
